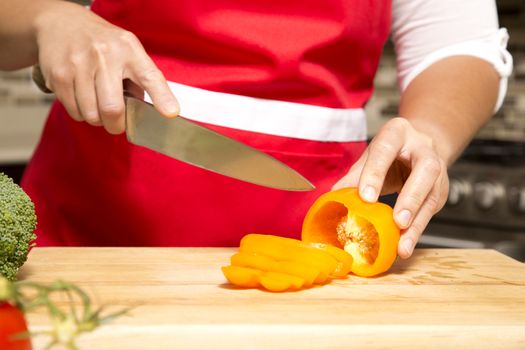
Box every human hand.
[34,2,179,134]
[333,117,449,259]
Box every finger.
[393,152,442,229]
[358,118,407,202]
[74,69,101,126]
[95,66,125,134]
[56,84,83,122]
[332,150,368,190]
[397,185,442,259]
[127,54,179,117]
[47,68,82,122]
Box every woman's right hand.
[34,1,179,134]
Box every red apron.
[22,0,391,247]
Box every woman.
[0,0,512,258]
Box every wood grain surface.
[19,248,525,350]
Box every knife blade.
[125,95,315,191]
[30,64,314,191]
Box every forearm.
[0,0,81,70]
[399,56,500,165]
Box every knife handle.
[31,64,53,94]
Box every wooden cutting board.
[19,248,525,349]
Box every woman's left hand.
[333,117,449,259]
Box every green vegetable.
[0,173,36,281]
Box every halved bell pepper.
[302,188,400,277]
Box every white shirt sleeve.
[392,0,513,111]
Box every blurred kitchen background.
[0,0,524,260]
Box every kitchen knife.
[125,95,315,191]
[31,64,315,191]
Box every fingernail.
[165,101,179,116]
[396,209,412,228]
[402,238,415,257]
[361,186,377,202]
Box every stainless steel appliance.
[421,141,525,262]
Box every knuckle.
[421,133,434,148]
[100,103,124,119]
[86,118,102,127]
[425,195,441,214]
[369,140,396,157]
[65,107,82,121]
[49,67,71,84]
[422,158,441,176]
[409,221,425,237]
[119,30,139,47]
[388,117,410,131]
[91,41,111,58]
[83,111,100,123]
[406,191,425,208]
[138,67,162,85]
[69,53,85,67]
[362,168,384,186]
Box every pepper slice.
[259,272,305,292]
[239,234,338,284]
[222,234,343,291]
[305,242,353,278]
[275,261,319,287]
[231,252,278,271]
[221,265,262,288]
[302,188,400,277]
[231,252,319,287]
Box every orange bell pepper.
[302,188,400,277]
[222,234,345,291]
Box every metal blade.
[125,96,315,191]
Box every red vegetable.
[0,302,32,350]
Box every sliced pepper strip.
[305,242,353,278]
[302,188,400,277]
[259,272,305,292]
[230,252,319,287]
[239,234,338,283]
[221,265,262,288]
[274,261,319,287]
[231,252,278,271]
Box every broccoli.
[0,172,36,281]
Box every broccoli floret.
[0,172,36,281]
